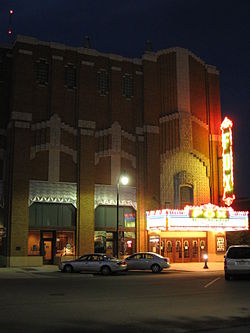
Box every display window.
[28,231,40,256]
[56,231,75,257]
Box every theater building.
[0,35,244,266]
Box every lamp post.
[116,174,129,258]
[203,254,209,269]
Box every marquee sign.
[146,204,248,232]
[221,117,235,206]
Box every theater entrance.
[160,238,207,263]
[149,235,207,263]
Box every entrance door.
[191,240,199,262]
[175,240,183,263]
[183,240,190,263]
[43,240,52,263]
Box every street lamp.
[203,254,209,269]
[116,174,129,258]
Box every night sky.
[1,0,249,198]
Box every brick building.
[0,35,223,266]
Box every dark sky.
[1,0,249,198]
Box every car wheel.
[225,273,231,281]
[64,264,73,273]
[101,265,111,276]
[151,264,161,273]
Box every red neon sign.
[221,117,235,206]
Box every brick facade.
[0,36,223,265]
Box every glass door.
[41,231,55,264]
[191,240,199,262]
[43,240,52,262]
[175,240,183,262]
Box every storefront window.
[124,232,135,255]
[56,231,75,257]
[94,231,106,253]
[149,235,160,254]
[28,231,40,256]
[124,209,136,228]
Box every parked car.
[224,245,250,280]
[59,253,127,275]
[125,252,170,273]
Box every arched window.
[180,185,193,209]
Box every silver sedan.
[125,252,170,273]
[59,253,127,275]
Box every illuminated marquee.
[221,117,235,206]
[146,203,248,232]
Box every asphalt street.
[0,269,250,333]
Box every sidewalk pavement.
[0,262,224,275]
[169,261,224,272]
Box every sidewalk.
[169,262,224,272]
[0,262,224,275]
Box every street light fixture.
[116,174,129,258]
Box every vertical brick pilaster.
[77,123,96,255]
[8,117,31,259]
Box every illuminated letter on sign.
[221,117,235,206]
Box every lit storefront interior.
[28,203,76,264]
[94,205,136,256]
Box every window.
[97,70,109,95]
[28,231,40,256]
[180,185,193,209]
[29,203,76,228]
[227,247,250,259]
[122,74,134,98]
[193,240,198,258]
[56,231,75,257]
[65,64,76,89]
[36,59,49,85]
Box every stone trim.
[95,128,112,138]
[80,129,94,136]
[143,125,159,134]
[52,55,63,61]
[81,60,95,66]
[111,66,121,71]
[95,184,137,210]
[121,151,136,168]
[142,52,157,62]
[29,180,77,207]
[61,122,77,135]
[15,121,30,129]
[191,115,208,130]
[206,65,219,75]
[78,119,96,129]
[136,127,144,135]
[160,112,179,123]
[18,49,33,55]
[121,130,136,142]
[11,112,32,122]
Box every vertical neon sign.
[221,117,235,206]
